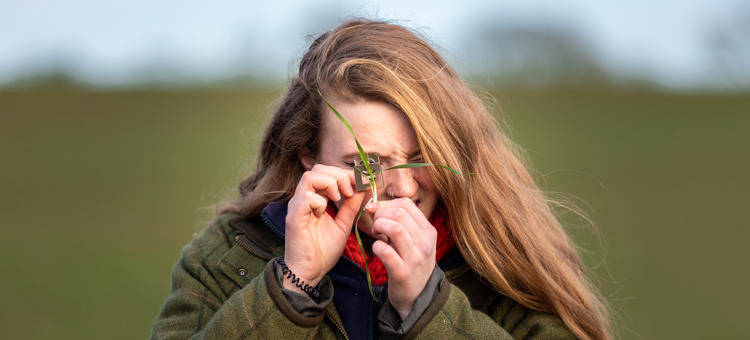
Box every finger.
[372,240,406,276]
[374,206,422,240]
[372,217,417,260]
[306,191,327,218]
[332,191,367,232]
[298,171,342,202]
[310,164,356,198]
[374,198,431,229]
[365,200,378,214]
[374,202,438,258]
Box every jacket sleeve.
[149,222,335,339]
[380,271,579,340]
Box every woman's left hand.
[366,198,437,320]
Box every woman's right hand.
[283,164,366,292]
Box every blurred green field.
[1,85,748,339]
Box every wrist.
[283,261,322,287]
[396,307,411,321]
[276,258,321,300]
[281,275,321,292]
[391,297,414,320]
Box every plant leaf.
[319,90,380,301]
[354,198,378,302]
[386,163,470,176]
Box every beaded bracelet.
[275,258,320,300]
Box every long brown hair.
[218,19,610,340]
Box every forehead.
[319,96,418,159]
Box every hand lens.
[353,153,384,192]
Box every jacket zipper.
[325,313,350,340]
[233,233,273,260]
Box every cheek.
[414,169,436,195]
[414,169,439,211]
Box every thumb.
[333,191,367,230]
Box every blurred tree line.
[2,7,750,92]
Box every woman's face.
[301,94,439,238]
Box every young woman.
[151,19,610,340]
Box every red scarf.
[326,202,456,285]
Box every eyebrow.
[342,149,422,161]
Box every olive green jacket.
[150,212,577,339]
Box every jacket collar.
[260,201,288,238]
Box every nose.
[384,167,418,199]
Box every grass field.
[1,85,748,339]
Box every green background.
[1,85,748,339]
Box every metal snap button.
[238,268,247,276]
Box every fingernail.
[366,203,375,210]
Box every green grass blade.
[319,91,380,300]
[354,200,378,302]
[386,162,471,176]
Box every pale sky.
[1,0,748,88]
